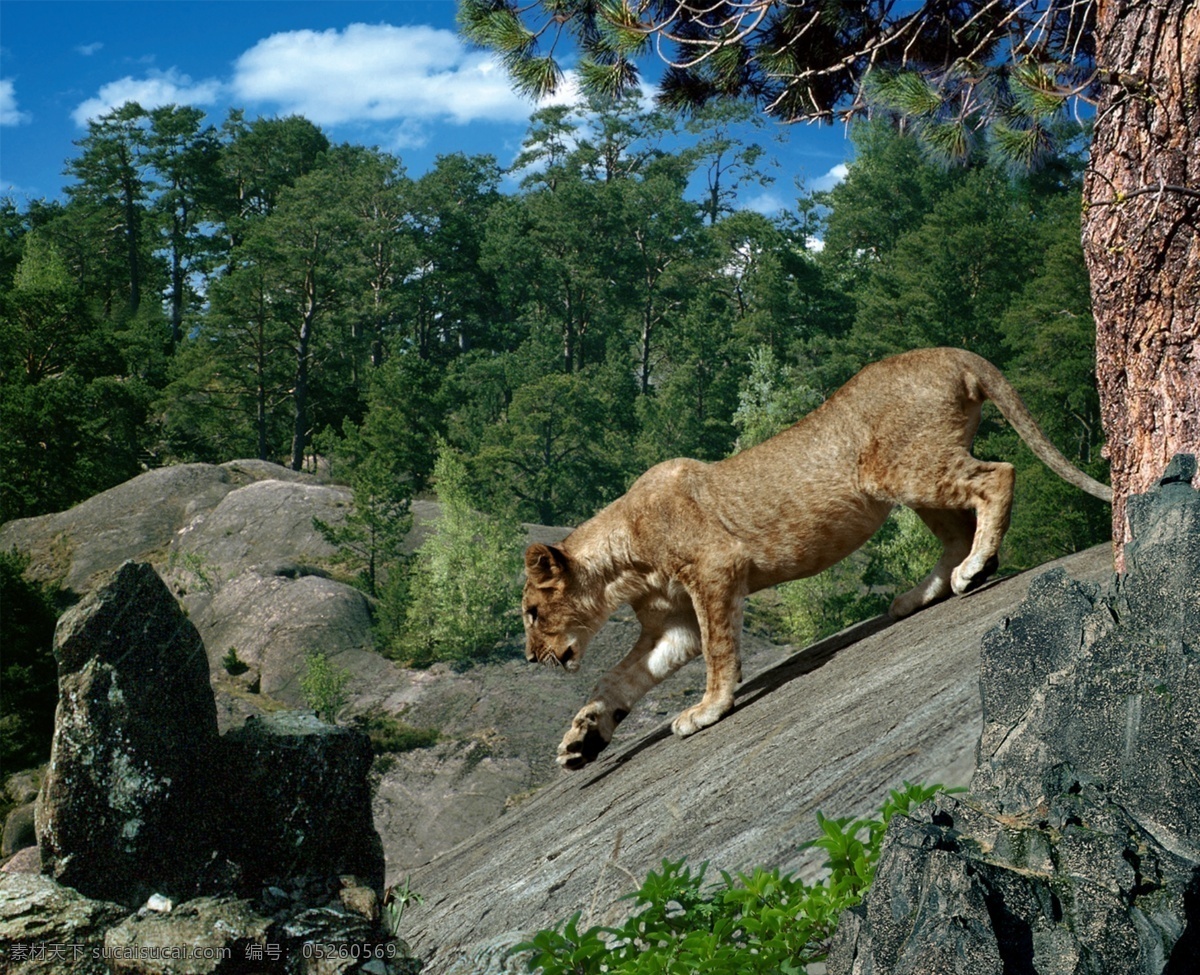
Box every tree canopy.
[458,0,1200,564]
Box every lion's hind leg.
[889,508,975,618]
[947,460,1014,596]
[881,457,1014,613]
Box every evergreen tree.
[393,445,524,666]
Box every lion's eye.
[526,605,538,624]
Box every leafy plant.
[383,877,424,939]
[167,549,221,594]
[299,651,352,724]
[731,346,823,451]
[520,781,958,974]
[391,443,524,666]
[221,647,249,676]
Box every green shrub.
[221,647,249,676]
[391,444,523,666]
[312,446,412,597]
[520,781,955,974]
[0,548,60,772]
[352,709,439,754]
[299,651,352,723]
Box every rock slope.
[401,544,1113,975]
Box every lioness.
[523,347,1111,769]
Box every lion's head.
[522,542,602,672]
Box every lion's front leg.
[557,606,701,769]
[557,700,626,770]
[671,568,745,738]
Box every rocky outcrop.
[36,562,220,905]
[401,544,1113,975]
[0,461,608,878]
[103,896,273,975]
[827,456,1200,974]
[32,561,386,909]
[2,558,416,974]
[222,712,385,892]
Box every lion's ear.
[525,543,571,586]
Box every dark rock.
[222,711,385,893]
[36,562,220,906]
[829,458,1200,975]
[2,803,36,858]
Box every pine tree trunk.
[1081,0,1200,568]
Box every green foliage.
[221,647,249,676]
[3,92,1107,653]
[731,346,823,450]
[382,877,425,940]
[0,549,60,772]
[313,444,413,597]
[167,549,222,594]
[299,651,352,723]
[351,709,439,755]
[520,782,957,974]
[390,445,524,667]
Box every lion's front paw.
[670,698,731,738]
[557,701,615,770]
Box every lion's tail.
[967,351,1113,503]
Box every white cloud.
[71,68,222,125]
[812,162,849,192]
[231,23,565,127]
[76,42,104,56]
[1,79,31,126]
[744,189,792,217]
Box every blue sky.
[0,0,853,210]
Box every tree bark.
[1082,0,1200,567]
[290,273,317,472]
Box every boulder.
[191,569,376,704]
[0,464,236,595]
[828,457,1200,975]
[169,478,351,583]
[2,803,36,858]
[1,847,40,875]
[36,562,220,905]
[221,711,385,892]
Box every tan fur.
[522,348,1111,769]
